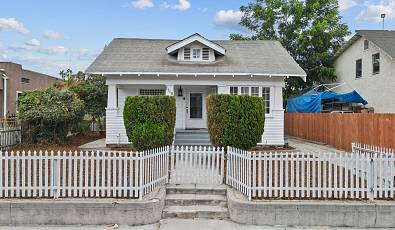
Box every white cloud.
[214,10,243,30]
[0,18,29,34]
[130,0,154,9]
[45,46,69,54]
[43,31,61,40]
[338,0,357,11]
[161,0,191,10]
[357,0,395,22]
[26,38,41,47]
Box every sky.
[0,0,394,77]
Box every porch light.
[178,87,183,97]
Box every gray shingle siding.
[86,38,306,76]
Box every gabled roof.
[86,36,306,79]
[333,30,395,60]
[166,33,226,55]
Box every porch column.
[107,84,118,109]
[166,84,174,96]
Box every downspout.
[0,70,7,118]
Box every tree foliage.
[123,96,176,151]
[232,0,350,98]
[207,94,265,150]
[17,88,85,144]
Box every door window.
[190,93,203,119]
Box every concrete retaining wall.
[0,187,165,226]
[228,189,395,228]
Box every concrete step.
[165,194,227,207]
[174,136,210,141]
[173,142,212,147]
[162,205,229,219]
[166,184,227,196]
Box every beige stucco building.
[0,62,60,116]
[333,30,395,113]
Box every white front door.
[185,91,206,129]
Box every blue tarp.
[287,90,368,113]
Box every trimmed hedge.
[123,96,176,151]
[207,94,265,150]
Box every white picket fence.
[0,147,169,199]
[227,145,395,200]
[0,129,21,150]
[169,146,225,184]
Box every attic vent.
[184,48,191,60]
[202,48,210,60]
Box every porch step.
[165,194,227,207]
[166,184,227,195]
[162,205,229,219]
[163,184,229,220]
[174,131,212,146]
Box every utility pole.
[381,13,386,30]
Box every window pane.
[372,53,380,74]
[262,87,270,114]
[356,59,362,78]
[190,93,203,119]
[193,49,201,59]
[230,87,238,95]
[139,89,165,96]
[241,87,249,95]
[251,87,259,96]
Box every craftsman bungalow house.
[86,33,306,146]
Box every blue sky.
[0,0,394,77]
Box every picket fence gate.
[227,145,395,200]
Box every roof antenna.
[381,13,386,30]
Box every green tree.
[17,88,85,144]
[232,0,350,98]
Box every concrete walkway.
[79,138,109,150]
[287,136,348,154]
[1,219,394,230]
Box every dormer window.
[192,49,201,60]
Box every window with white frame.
[139,89,165,96]
[262,87,271,114]
[192,48,201,60]
[230,86,238,95]
[229,86,271,114]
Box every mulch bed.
[11,132,105,152]
[250,145,295,152]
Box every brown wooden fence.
[285,113,395,151]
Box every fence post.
[139,151,144,200]
[53,155,60,199]
[166,146,170,184]
[367,157,375,201]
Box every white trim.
[166,34,226,55]
[88,71,306,80]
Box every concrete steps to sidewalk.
[162,184,229,220]
[174,132,212,146]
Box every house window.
[21,77,30,83]
[251,87,259,96]
[184,48,191,60]
[356,59,362,78]
[192,49,201,60]
[262,87,271,114]
[364,40,369,50]
[241,87,249,95]
[139,89,165,96]
[372,53,380,74]
[230,86,238,95]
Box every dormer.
[166,33,226,63]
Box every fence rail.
[0,147,169,199]
[284,113,395,151]
[227,144,395,201]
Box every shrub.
[207,94,265,149]
[123,96,176,151]
[17,88,85,144]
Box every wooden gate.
[169,146,225,184]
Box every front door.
[186,92,206,129]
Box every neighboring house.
[333,30,395,113]
[86,33,306,146]
[0,62,60,117]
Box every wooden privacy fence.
[0,147,169,199]
[284,113,395,151]
[227,145,395,201]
